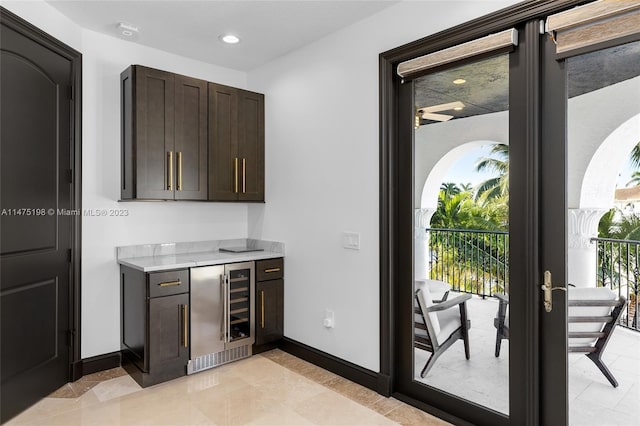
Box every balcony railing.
[592,237,640,332]
[424,229,638,332]
[426,228,509,298]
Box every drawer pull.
[264,268,281,273]
[159,280,181,287]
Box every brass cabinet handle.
[167,151,173,191]
[242,158,246,193]
[159,280,181,287]
[176,152,182,191]
[234,158,239,193]
[264,268,281,273]
[260,290,265,328]
[182,304,189,347]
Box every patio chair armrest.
[495,293,509,305]
[427,293,471,312]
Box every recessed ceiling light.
[454,106,464,111]
[453,78,466,85]
[220,34,240,44]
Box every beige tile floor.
[7,350,451,426]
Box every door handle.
[541,270,566,312]
[234,158,239,193]
[260,290,265,328]
[167,151,173,191]
[182,304,189,348]
[242,158,246,193]
[176,151,182,191]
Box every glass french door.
[395,23,539,426]
[392,3,640,424]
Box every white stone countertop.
[118,250,283,272]
[116,239,284,272]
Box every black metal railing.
[592,237,640,332]
[426,228,509,298]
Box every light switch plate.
[342,232,360,250]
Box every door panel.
[238,90,265,201]
[190,265,226,358]
[208,83,238,201]
[136,66,174,199]
[175,75,207,200]
[562,39,640,426]
[402,51,511,424]
[0,21,72,422]
[149,293,189,370]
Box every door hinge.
[67,248,72,263]
[67,329,76,346]
[67,169,73,183]
[69,85,74,101]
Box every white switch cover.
[342,232,360,250]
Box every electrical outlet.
[324,309,335,328]
[342,232,360,250]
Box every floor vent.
[187,345,251,375]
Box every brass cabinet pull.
[182,304,189,348]
[167,151,173,190]
[264,268,281,273]
[159,280,181,287]
[234,158,239,193]
[260,290,265,328]
[242,158,246,193]
[176,152,182,191]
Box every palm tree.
[630,142,640,168]
[627,171,640,187]
[475,144,509,201]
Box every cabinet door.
[208,83,238,201]
[256,279,283,345]
[237,90,265,202]
[148,293,188,372]
[134,66,175,199]
[174,75,207,200]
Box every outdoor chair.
[493,287,627,387]
[415,278,451,303]
[414,284,471,378]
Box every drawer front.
[148,269,190,298]
[256,258,284,281]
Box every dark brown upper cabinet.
[121,65,208,200]
[208,83,265,202]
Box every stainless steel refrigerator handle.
[221,274,227,342]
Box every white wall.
[3,1,250,358]
[247,0,521,371]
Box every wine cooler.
[188,261,255,374]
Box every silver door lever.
[541,270,566,312]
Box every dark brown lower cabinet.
[254,258,284,352]
[121,267,189,387]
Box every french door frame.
[379,1,589,425]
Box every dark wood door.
[0,17,73,422]
[237,90,265,202]
[135,66,175,199]
[208,82,239,201]
[174,75,207,200]
[255,279,283,345]
[148,293,189,374]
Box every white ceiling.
[46,0,400,71]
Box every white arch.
[415,110,509,209]
[420,140,502,209]
[580,113,640,209]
